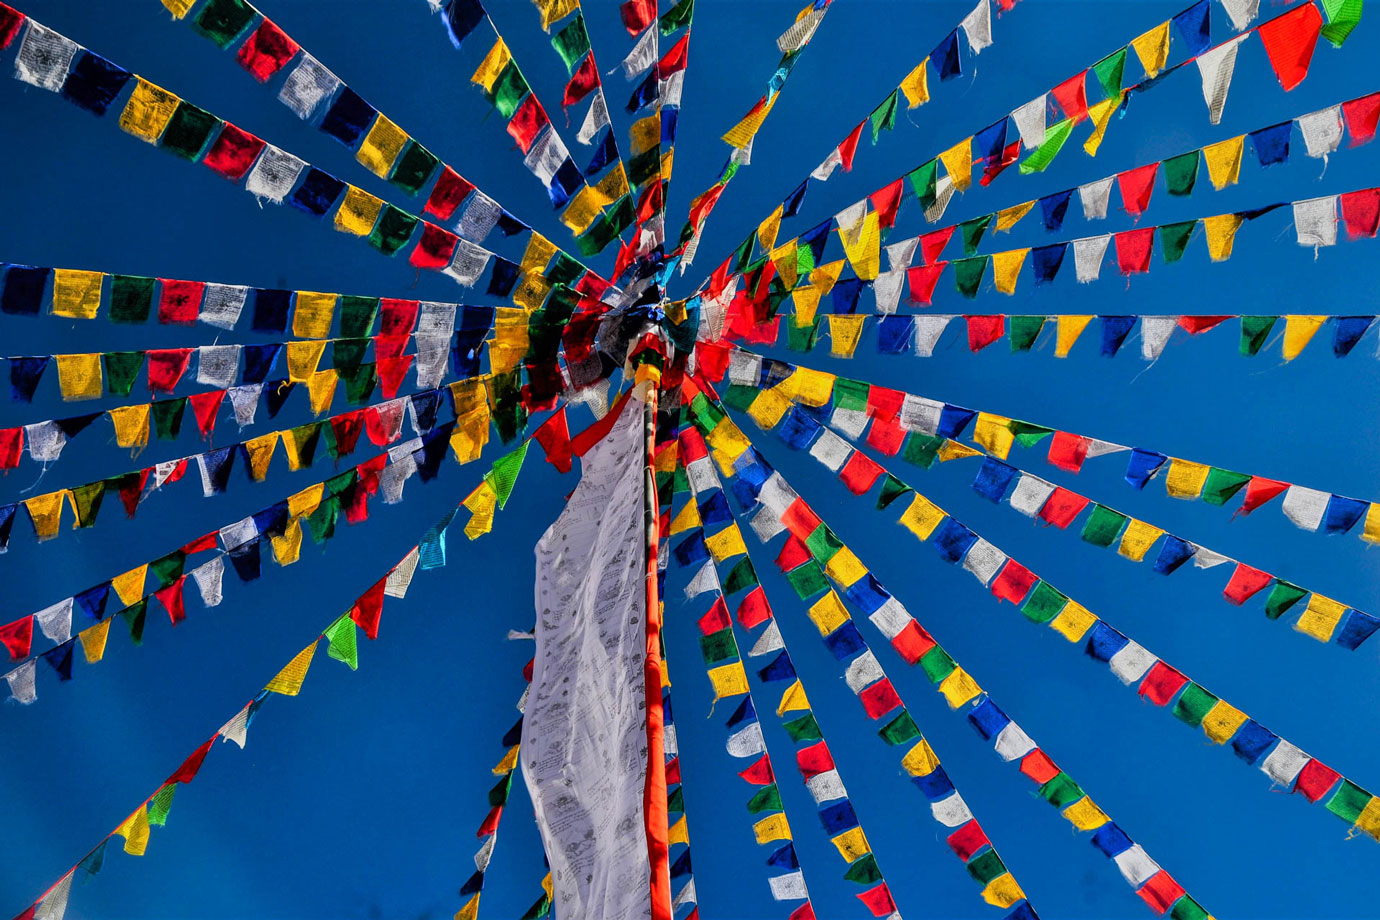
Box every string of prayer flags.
[658,654,701,917]
[697,372,1380,848]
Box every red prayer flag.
[990,560,1037,604]
[787,904,816,920]
[920,227,955,265]
[183,532,219,554]
[0,4,23,51]
[158,279,204,325]
[1257,3,1323,93]
[350,578,387,640]
[373,334,409,360]
[659,34,689,74]
[697,597,730,635]
[870,179,905,230]
[620,0,656,34]
[1295,758,1340,801]
[146,348,194,394]
[564,52,599,107]
[1340,189,1380,238]
[331,411,366,457]
[865,387,903,421]
[235,17,300,83]
[965,314,1005,351]
[477,804,502,837]
[739,315,780,346]
[1177,315,1229,334]
[858,678,902,719]
[838,123,864,171]
[1114,228,1155,275]
[781,499,822,540]
[1047,431,1089,472]
[1038,487,1089,528]
[1223,563,1274,605]
[907,263,946,305]
[1136,870,1186,915]
[694,342,731,381]
[737,587,772,628]
[409,222,459,270]
[1051,71,1090,123]
[738,753,775,784]
[202,123,266,181]
[365,405,402,447]
[377,355,414,399]
[117,470,151,517]
[688,186,726,234]
[946,820,990,861]
[0,427,24,469]
[678,426,708,463]
[981,140,1022,186]
[890,620,936,664]
[167,737,215,784]
[795,741,835,779]
[1342,92,1380,146]
[156,577,187,626]
[839,451,884,495]
[1020,748,1060,784]
[775,535,812,573]
[1138,661,1188,706]
[424,166,474,221]
[380,298,419,336]
[187,390,225,438]
[665,756,681,784]
[1116,163,1158,216]
[857,882,896,917]
[865,415,906,456]
[533,409,573,474]
[507,95,550,154]
[0,615,33,659]
[1240,476,1289,515]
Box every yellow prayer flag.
[112,565,148,606]
[1117,519,1164,562]
[120,77,180,142]
[669,501,700,536]
[55,353,102,401]
[52,269,104,319]
[707,661,749,700]
[357,114,409,178]
[901,58,930,108]
[722,95,776,149]
[900,494,945,539]
[746,388,792,429]
[1295,593,1347,642]
[753,813,792,844]
[1202,700,1249,743]
[305,370,338,416]
[828,315,866,357]
[493,744,520,775]
[660,147,674,181]
[902,738,940,777]
[80,619,111,664]
[471,38,512,92]
[758,204,784,255]
[992,249,1029,295]
[560,185,607,234]
[288,484,324,520]
[1083,96,1120,156]
[973,413,1014,460]
[1363,504,1380,544]
[281,425,319,471]
[776,678,810,716]
[292,291,337,338]
[938,668,982,708]
[669,814,690,845]
[1063,796,1109,830]
[654,444,679,474]
[243,433,278,481]
[705,525,747,562]
[995,201,1035,232]
[265,641,318,696]
[831,827,871,862]
[463,481,498,540]
[1165,459,1211,499]
[455,892,481,920]
[1282,315,1327,361]
[451,408,491,464]
[839,211,881,281]
[1131,22,1171,78]
[808,591,850,635]
[1050,602,1097,643]
[824,547,867,587]
[271,518,304,566]
[1055,315,1093,357]
[1202,213,1244,262]
[286,340,327,383]
[334,186,384,236]
[521,233,558,275]
[541,872,554,900]
[981,874,1026,909]
[706,423,752,472]
[116,806,151,856]
[25,491,67,540]
[511,271,552,313]
[811,260,846,293]
[535,0,578,30]
[939,137,973,191]
[779,367,834,408]
[791,285,823,327]
[937,440,982,462]
[110,404,152,449]
[631,114,661,155]
[1354,797,1380,841]
[1203,136,1244,190]
[771,240,800,290]
[160,0,196,18]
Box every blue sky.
[2,0,1379,918]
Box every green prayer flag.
[103,352,145,396]
[731,234,755,274]
[747,784,783,814]
[795,243,816,276]
[161,102,220,160]
[832,378,869,412]
[660,0,694,33]
[368,206,419,256]
[919,645,956,683]
[1162,151,1199,197]
[878,710,920,745]
[1019,118,1073,174]
[844,853,882,885]
[520,896,552,920]
[699,627,739,665]
[901,433,942,470]
[340,363,378,404]
[391,142,439,196]
[1020,581,1068,624]
[907,160,938,209]
[783,712,822,742]
[307,495,340,543]
[1202,468,1251,505]
[1008,421,1053,449]
[629,146,662,186]
[723,558,760,594]
[122,600,148,645]
[723,384,760,412]
[960,214,993,256]
[1080,504,1128,547]
[576,215,618,256]
[1171,896,1211,920]
[324,615,358,670]
[332,338,369,370]
[1092,48,1126,99]
[1009,315,1045,352]
[1159,220,1197,263]
[487,442,530,509]
[1239,316,1278,356]
[69,482,105,528]
[1264,580,1307,620]
[784,560,828,600]
[870,90,899,143]
[338,296,380,338]
[1321,0,1363,46]
[1037,772,1085,808]
[667,785,684,814]
[1324,779,1372,824]
[192,0,255,48]
[150,551,186,588]
[488,773,513,807]
[551,15,591,72]
[876,475,912,511]
[805,524,844,563]
[489,64,530,119]
[1172,683,1219,727]
[671,465,690,495]
[952,256,988,299]
[786,317,822,352]
[148,783,177,826]
[110,275,155,324]
[966,849,1008,886]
